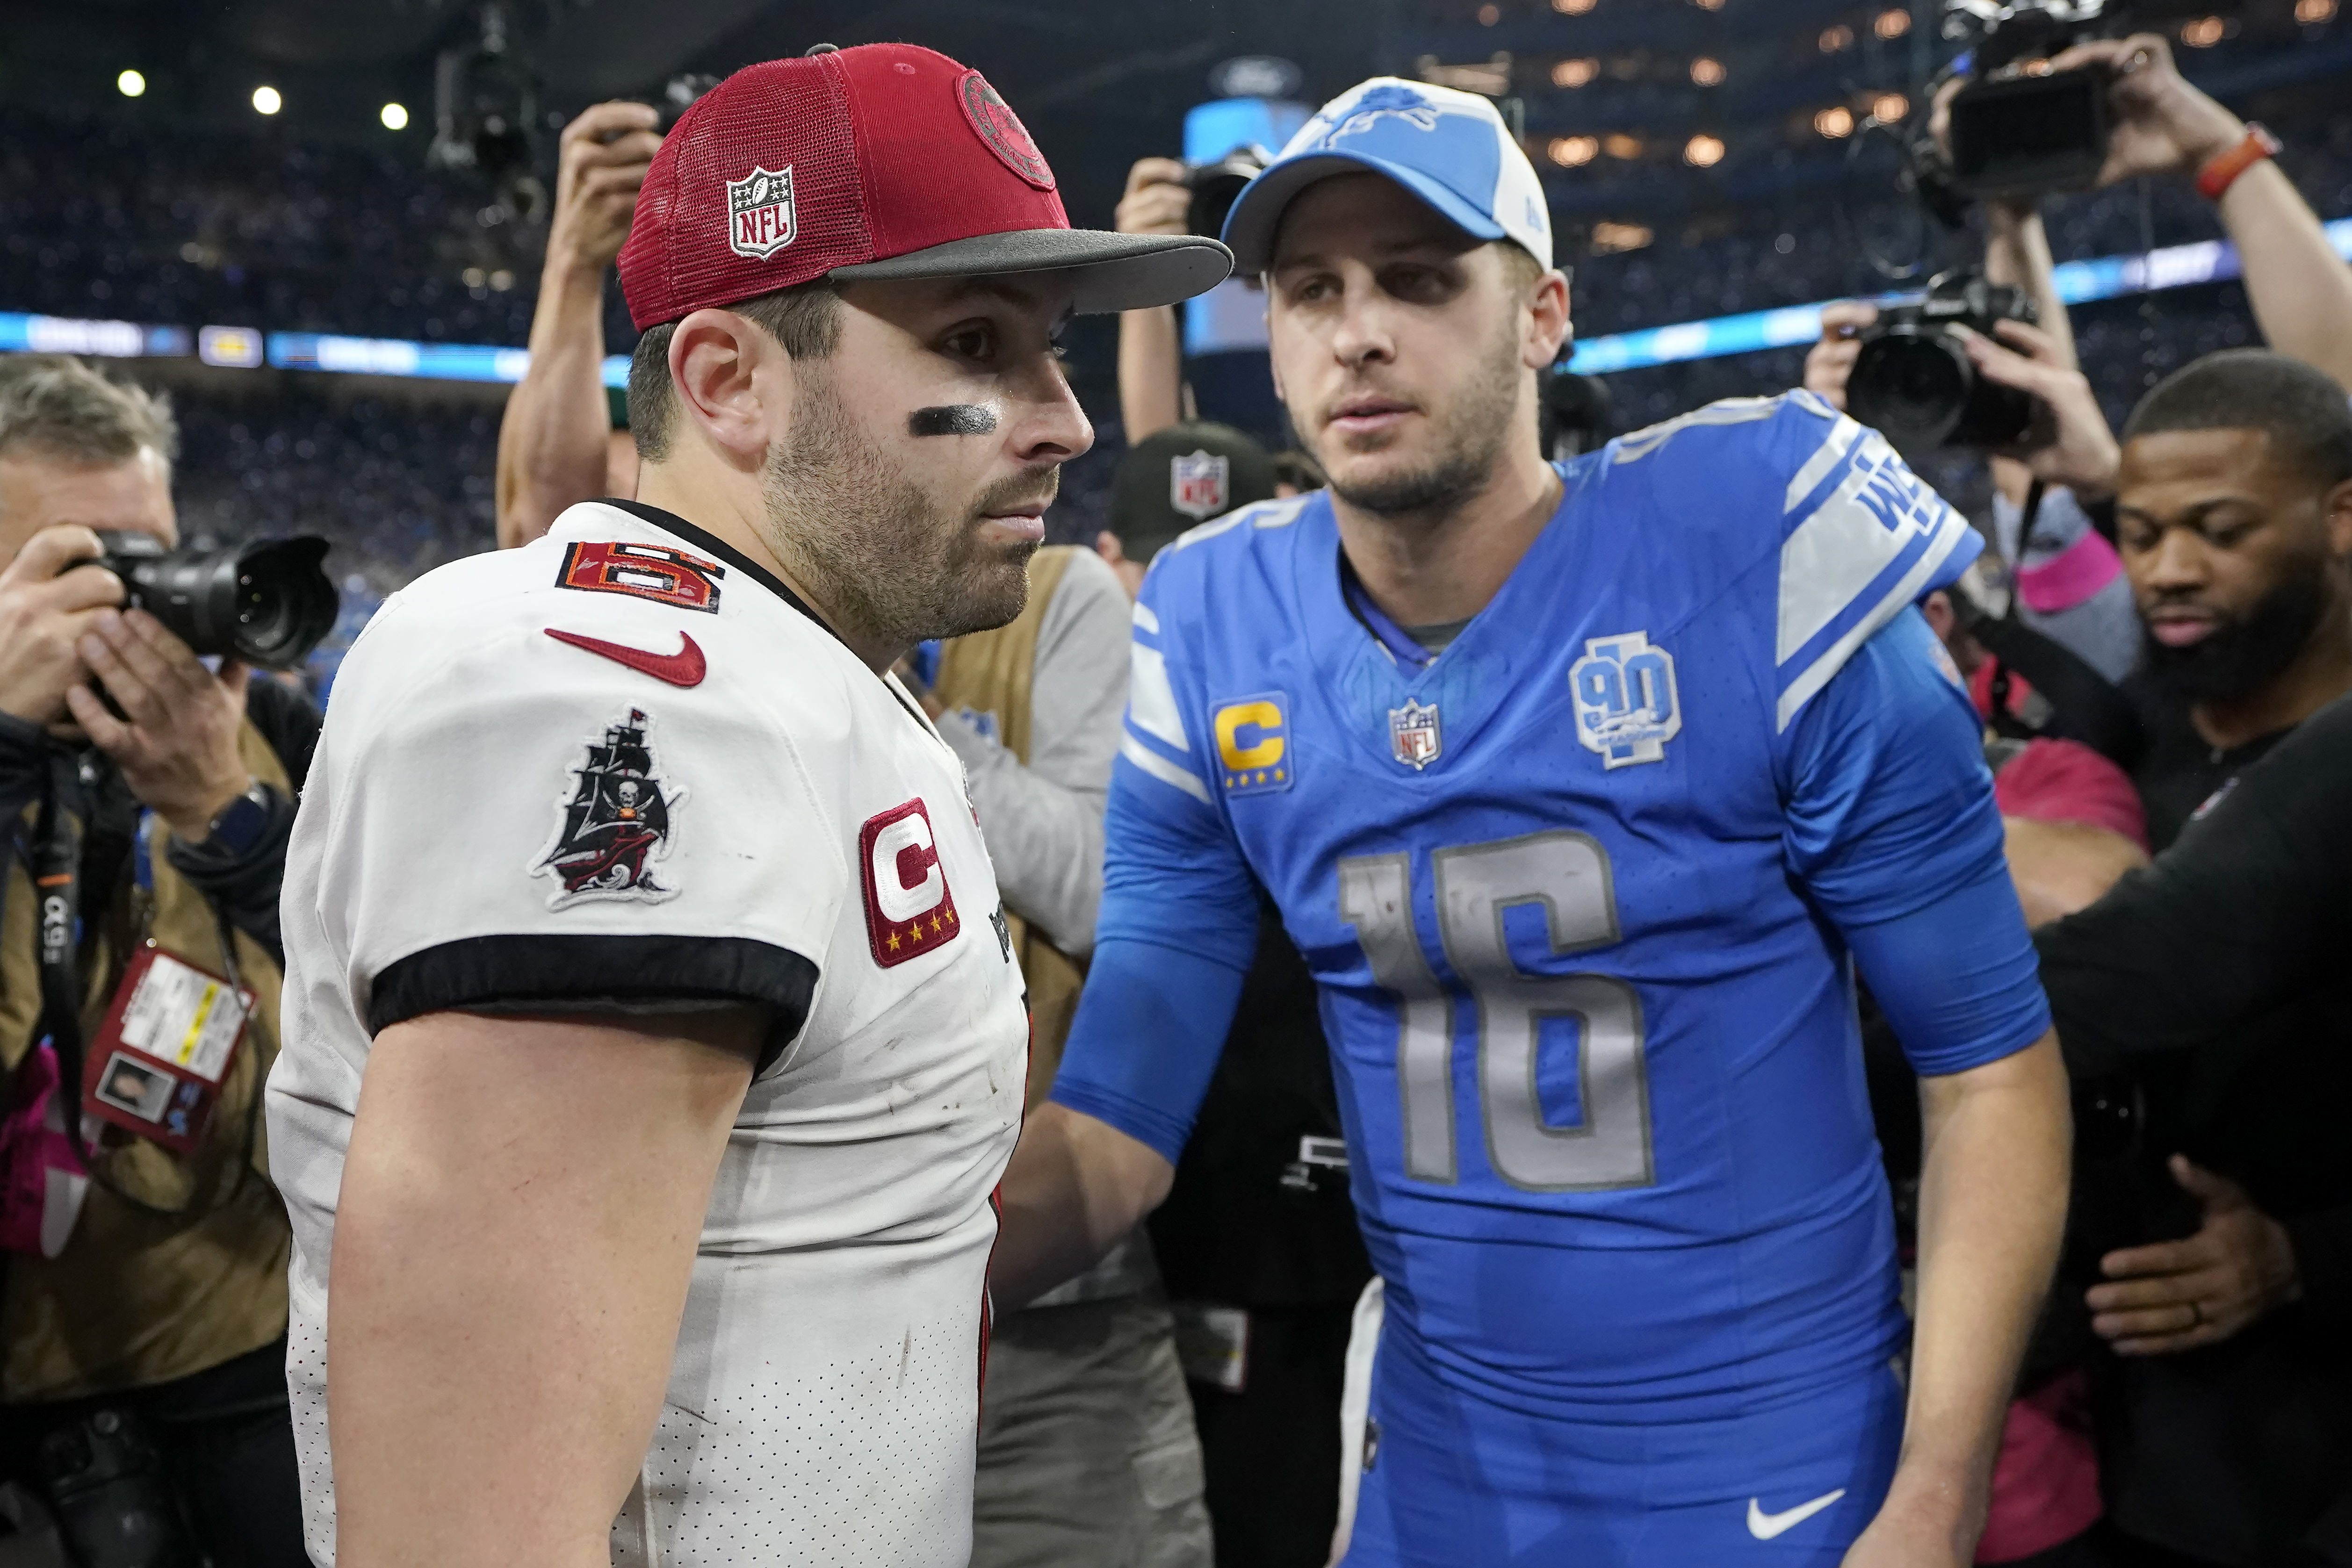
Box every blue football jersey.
[1066,390,2047,1423]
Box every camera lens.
[96,535,339,668]
[1847,330,1973,454]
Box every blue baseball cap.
[1220,78,1554,276]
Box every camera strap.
[26,754,139,1166]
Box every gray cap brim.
[830,229,1232,314]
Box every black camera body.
[1846,269,2041,454]
[1184,145,1272,240]
[1939,0,2121,196]
[91,532,338,669]
[36,1410,194,1568]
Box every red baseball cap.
[619,43,1231,330]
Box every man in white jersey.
[265,44,1228,1567]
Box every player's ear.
[668,307,794,471]
[1524,269,1572,372]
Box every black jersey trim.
[595,499,848,654]
[368,934,818,1076]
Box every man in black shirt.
[2041,350,2352,1567]
[2117,351,2352,850]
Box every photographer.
[1114,156,1191,446]
[0,356,314,1566]
[493,101,661,548]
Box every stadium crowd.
[0,18,2347,1568]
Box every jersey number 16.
[1339,831,1656,1194]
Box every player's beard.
[1321,309,1523,520]
[758,371,1047,649]
[2140,570,2330,706]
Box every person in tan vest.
[906,535,1212,1568]
[0,356,314,1566]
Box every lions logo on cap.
[1318,82,1442,144]
[726,166,797,260]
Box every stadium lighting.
[1552,58,1600,87]
[253,86,282,115]
[381,102,410,130]
[1690,56,1726,85]
[2298,0,2336,22]
[2179,15,2226,45]
[1875,8,1912,39]
[1603,133,1643,159]
[1873,92,1910,122]
[1590,221,1652,254]
[1477,3,1501,23]
[1689,0,1724,11]
[1815,106,1855,138]
[1819,24,1855,51]
[1548,135,1599,166]
[1684,134,1725,167]
[116,70,146,98]
[1552,0,1598,13]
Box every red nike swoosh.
[543,627,707,688]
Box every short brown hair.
[629,280,843,463]
[0,355,177,471]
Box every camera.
[1939,1,2121,196]
[90,532,339,669]
[1846,268,2041,454]
[37,1409,195,1568]
[1185,145,1271,239]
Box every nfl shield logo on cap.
[1170,451,1230,520]
[727,166,797,260]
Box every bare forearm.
[2221,160,2352,390]
[496,261,613,549]
[993,1102,1171,1309]
[331,1012,753,1566]
[1983,204,2076,368]
[1881,1032,2070,1550]
[1117,305,1183,444]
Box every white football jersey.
[267,500,1031,1567]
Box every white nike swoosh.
[1746,1489,1847,1540]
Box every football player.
[996,79,2069,1567]
[265,46,1227,1568]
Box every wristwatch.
[195,779,274,857]
[2196,123,2282,202]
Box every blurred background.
[0,0,2342,674]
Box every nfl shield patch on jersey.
[532,708,683,908]
[860,798,962,966]
[1171,451,1230,520]
[1571,632,1682,769]
[1389,698,1442,770]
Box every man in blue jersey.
[996,78,2069,1568]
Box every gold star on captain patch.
[887,930,902,952]
[909,923,925,943]
[930,913,943,934]
[945,908,957,925]
[1255,770,1267,784]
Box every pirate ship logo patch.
[532,708,684,908]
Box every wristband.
[2196,123,2281,201]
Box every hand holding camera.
[549,101,664,280]
[1952,318,2120,497]
[0,526,125,729]
[2054,33,2249,187]
[1116,158,1193,241]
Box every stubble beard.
[759,374,1045,651]
[1318,313,1524,521]
[2142,569,2332,706]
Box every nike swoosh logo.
[543,627,707,688]
[1746,1489,1846,1540]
